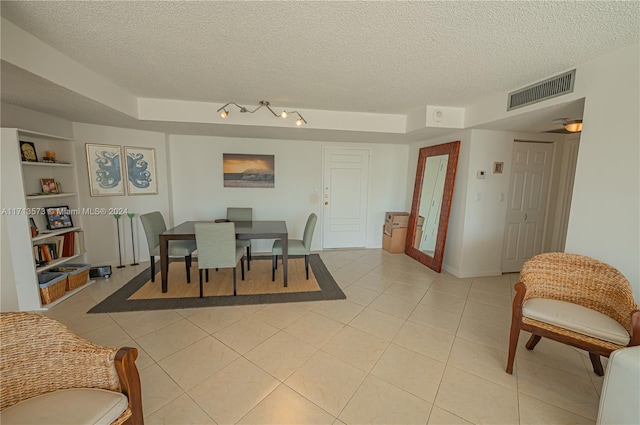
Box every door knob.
[524,213,528,221]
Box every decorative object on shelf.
[217,100,307,126]
[44,206,74,230]
[128,213,139,266]
[124,146,157,195]
[19,141,38,162]
[223,153,275,188]
[43,150,57,162]
[85,144,125,196]
[114,214,126,269]
[40,178,59,194]
[29,218,39,238]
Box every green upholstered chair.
[195,222,245,297]
[227,207,253,271]
[272,213,317,281]
[140,211,197,284]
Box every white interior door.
[322,148,370,248]
[501,141,554,272]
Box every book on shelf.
[62,231,74,257]
[74,230,85,254]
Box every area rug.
[88,254,345,313]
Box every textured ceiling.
[1,1,638,138]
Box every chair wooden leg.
[589,352,605,376]
[150,256,155,282]
[232,268,237,296]
[246,246,251,271]
[272,255,276,281]
[185,255,191,283]
[525,334,542,350]
[506,325,520,374]
[199,269,204,298]
[275,255,278,270]
[240,258,245,281]
[305,255,309,280]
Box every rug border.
[88,254,345,313]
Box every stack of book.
[33,231,79,265]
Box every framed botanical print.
[125,146,157,195]
[85,144,125,196]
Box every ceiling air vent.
[508,69,576,111]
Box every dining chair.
[140,211,197,283]
[227,207,252,271]
[195,222,245,297]
[272,213,317,281]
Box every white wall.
[408,129,565,277]
[72,123,172,265]
[462,43,639,300]
[564,44,640,297]
[169,135,409,253]
[1,102,74,139]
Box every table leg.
[282,236,288,287]
[160,235,168,293]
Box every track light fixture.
[216,100,307,126]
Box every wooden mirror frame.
[405,141,460,272]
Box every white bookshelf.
[1,128,91,311]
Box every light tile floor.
[43,249,603,424]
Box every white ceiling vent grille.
[508,70,576,111]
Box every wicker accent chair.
[506,252,640,376]
[0,312,143,424]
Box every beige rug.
[128,257,320,299]
[88,254,345,313]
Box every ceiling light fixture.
[216,100,307,126]
[564,120,583,132]
[553,118,583,133]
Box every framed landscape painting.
[125,146,157,195]
[223,153,275,188]
[86,144,125,196]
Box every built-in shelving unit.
[1,128,93,311]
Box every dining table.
[159,220,288,293]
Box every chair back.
[302,213,318,251]
[227,207,252,221]
[140,211,167,252]
[195,222,237,269]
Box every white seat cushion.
[523,299,630,346]
[1,388,128,425]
